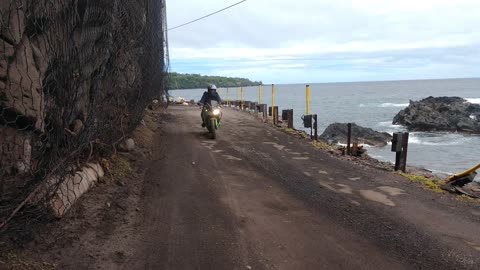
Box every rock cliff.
[0,0,166,215]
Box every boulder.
[320,123,392,146]
[118,138,135,152]
[393,96,480,133]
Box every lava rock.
[320,123,392,146]
[393,96,480,133]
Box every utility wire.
[167,0,248,31]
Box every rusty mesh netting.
[0,0,168,236]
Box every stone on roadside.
[119,138,135,152]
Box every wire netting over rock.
[0,0,168,235]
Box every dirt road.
[12,105,480,269]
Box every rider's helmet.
[207,84,217,94]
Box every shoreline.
[225,104,452,181]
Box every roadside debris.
[441,171,480,198]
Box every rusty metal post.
[347,123,352,155]
[287,110,293,129]
[313,114,318,140]
[400,132,409,172]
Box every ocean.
[170,78,480,174]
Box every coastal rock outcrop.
[393,96,480,133]
[320,123,392,146]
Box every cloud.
[167,0,480,82]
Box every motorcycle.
[201,100,222,139]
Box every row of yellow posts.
[217,84,311,118]
[215,87,480,179]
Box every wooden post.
[287,110,293,129]
[313,114,318,140]
[400,132,409,172]
[273,106,279,125]
[395,151,402,171]
[347,123,352,155]
[271,84,275,123]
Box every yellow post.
[241,87,245,109]
[226,88,229,105]
[258,85,262,103]
[271,84,275,118]
[306,84,311,115]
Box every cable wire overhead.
[168,0,248,31]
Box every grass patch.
[460,194,475,201]
[396,172,446,193]
[132,127,154,148]
[312,140,331,150]
[143,114,157,131]
[108,157,131,178]
[0,253,56,270]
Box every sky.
[166,0,480,84]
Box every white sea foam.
[408,136,422,144]
[378,121,403,128]
[408,134,466,146]
[379,103,409,108]
[466,98,480,104]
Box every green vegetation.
[0,252,56,270]
[167,72,262,89]
[108,157,132,178]
[395,172,446,193]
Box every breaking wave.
[466,98,480,104]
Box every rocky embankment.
[320,123,392,146]
[393,96,480,133]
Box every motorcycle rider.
[199,84,222,127]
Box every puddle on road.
[359,190,395,207]
[377,186,406,196]
[351,200,361,206]
[263,142,286,151]
[318,181,353,195]
[337,184,353,194]
[200,140,217,150]
[319,181,338,192]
